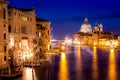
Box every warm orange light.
[106,40,118,48]
[61,52,65,60]
[59,52,69,80]
[61,46,65,50]
[92,46,98,80]
[9,35,14,48]
[75,46,82,77]
[22,67,37,80]
[108,48,116,80]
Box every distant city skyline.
[8,0,120,39]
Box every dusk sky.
[8,0,120,39]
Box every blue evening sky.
[8,0,120,39]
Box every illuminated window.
[22,16,27,21]
[21,40,28,50]
[9,35,14,48]
[39,32,41,37]
[36,32,41,37]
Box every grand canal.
[17,46,120,80]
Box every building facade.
[36,18,50,58]
[0,0,51,67]
[0,0,8,67]
[8,6,36,61]
[74,18,93,45]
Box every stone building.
[36,18,50,58]
[74,32,92,45]
[36,18,50,57]
[73,18,118,47]
[0,0,8,67]
[93,23,103,32]
[92,23,103,46]
[118,35,120,47]
[0,0,51,67]
[8,6,36,61]
[74,18,93,45]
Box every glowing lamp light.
[61,52,65,60]
[62,46,65,50]
[9,35,14,48]
[73,38,80,45]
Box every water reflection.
[108,48,116,80]
[20,67,36,80]
[22,68,33,80]
[92,46,98,80]
[75,46,82,79]
[58,52,69,80]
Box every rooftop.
[8,6,34,12]
[36,18,49,22]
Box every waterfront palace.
[0,0,50,68]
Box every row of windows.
[3,6,7,54]
[36,24,48,30]
[36,30,49,37]
[7,24,32,34]
[8,25,32,34]
[8,12,32,22]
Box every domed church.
[73,18,103,45]
[73,17,118,47]
[80,18,92,34]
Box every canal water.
[16,46,120,80]
[52,46,120,80]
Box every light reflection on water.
[58,52,69,80]
[92,46,98,80]
[75,46,82,79]
[17,67,37,80]
[108,48,116,80]
[22,68,33,80]
[16,46,119,80]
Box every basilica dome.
[80,18,92,34]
